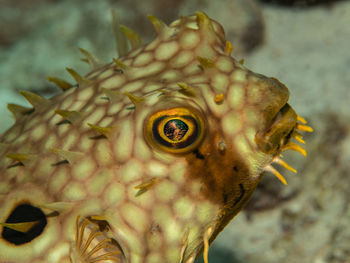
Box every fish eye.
[144,107,206,154]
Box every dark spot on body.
[198,64,204,71]
[89,134,107,140]
[2,203,47,245]
[56,119,71,126]
[51,160,69,166]
[6,162,24,169]
[24,108,35,115]
[193,149,204,159]
[114,68,124,74]
[234,184,245,205]
[223,192,228,203]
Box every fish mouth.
[255,103,298,155]
[255,102,313,185]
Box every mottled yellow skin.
[0,13,309,263]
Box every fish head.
[136,14,309,259]
[139,59,301,253]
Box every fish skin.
[0,12,310,263]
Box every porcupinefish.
[0,12,312,263]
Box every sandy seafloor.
[0,0,350,262]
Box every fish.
[0,11,312,263]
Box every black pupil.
[163,119,188,141]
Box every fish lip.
[255,103,297,154]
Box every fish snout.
[249,75,297,155]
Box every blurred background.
[0,0,349,262]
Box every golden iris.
[144,107,206,154]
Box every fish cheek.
[184,133,259,208]
[184,136,261,241]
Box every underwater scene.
[0,0,349,262]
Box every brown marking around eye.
[183,124,264,243]
[184,128,259,206]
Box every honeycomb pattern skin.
[0,12,310,263]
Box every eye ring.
[144,107,206,154]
